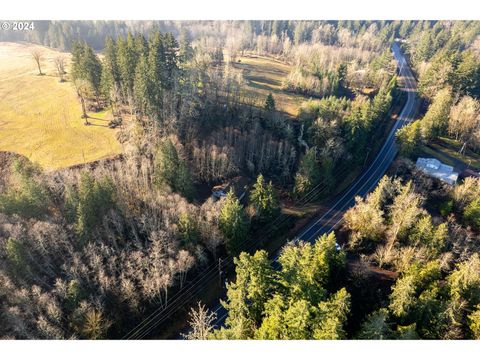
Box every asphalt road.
[293,42,419,244]
[211,42,420,328]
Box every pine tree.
[117,33,138,102]
[216,250,273,339]
[147,31,166,114]
[463,198,480,231]
[454,50,480,98]
[336,63,348,94]
[249,174,280,222]
[178,28,194,64]
[102,37,120,99]
[75,172,116,244]
[178,213,200,246]
[70,41,102,100]
[5,237,28,277]
[396,120,423,157]
[264,93,276,111]
[468,306,480,339]
[133,54,154,117]
[219,189,249,255]
[357,308,392,339]
[421,87,453,140]
[81,43,102,99]
[162,32,179,90]
[0,159,50,219]
[134,33,148,57]
[154,138,194,200]
[294,147,321,198]
[71,41,85,81]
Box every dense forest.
[0,20,479,339]
[189,169,480,339]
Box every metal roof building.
[415,157,459,185]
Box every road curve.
[211,42,419,327]
[294,42,419,244]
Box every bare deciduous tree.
[182,302,216,340]
[53,56,66,82]
[30,49,44,76]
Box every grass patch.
[0,42,122,169]
[420,146,456,167]
[435,137,480,168]
[232,54,311,117]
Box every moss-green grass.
[433,137,480,168]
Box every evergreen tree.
[75,172,116,244]
[154,138,194,200]
[313,288,351,340]
[117,33,138,101]
[454,50,480,98]
[219,250,274,339]
[0,160,50,219]
[214,234,349,340]
[134,33,148,57]
[101,37,120,102]
[264,93,276,111]
[71,41,85,80]
[448,253,480,307]
[5,237,28,277]
[336,63,348,94]
[82,43,102,98]
[294,147,321,198]
[249,174,280,223]
[219,189,249,255]
[70,41,102,100]
[162,32,179,90]
[396,120,423,157]
[357,308,393,339]
[463,198,480,230]
[178,213,200,246]
[468,306,480,339]
[178,28,194,64]
[421,87,453,140]
[133,54,154,117]
[147,31,166,114]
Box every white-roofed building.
[415,157,459,185]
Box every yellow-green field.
[232,54,309,117]
[0,42,122,169]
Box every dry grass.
[0,42,122,169]
[232,54,310,117]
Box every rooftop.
[416,157,459,185]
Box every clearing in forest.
[232,54,310,117]
[0,42,122,169]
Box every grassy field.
[0,42,122,169]
[232,54,310,117]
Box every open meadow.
[0,42,122,169]
[232,54,309,117]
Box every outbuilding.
[415,157,459,185]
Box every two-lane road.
[294,42,419,244]
[211,42,420,328]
